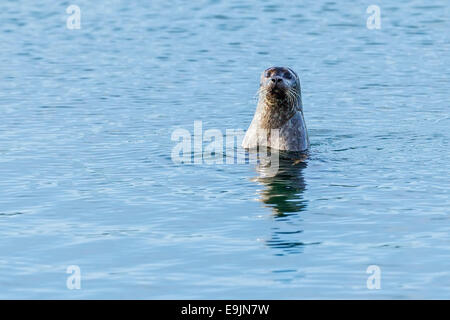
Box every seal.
[242,67,309,152]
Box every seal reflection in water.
[255,155,307,216]
[254,156,309,255]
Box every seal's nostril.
[271,77,282,83]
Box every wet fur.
[242,67,310,152]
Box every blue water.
[0,0,449,299]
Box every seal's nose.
[271,77,283,84]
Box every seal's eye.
[284,72,292,79]
[265,70,272,78]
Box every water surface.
[0,0,449,298]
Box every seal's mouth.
[268,85,286,97]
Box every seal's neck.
[257,94,297,129]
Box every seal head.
[258,67,302,129]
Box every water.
[0,0,449,299]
